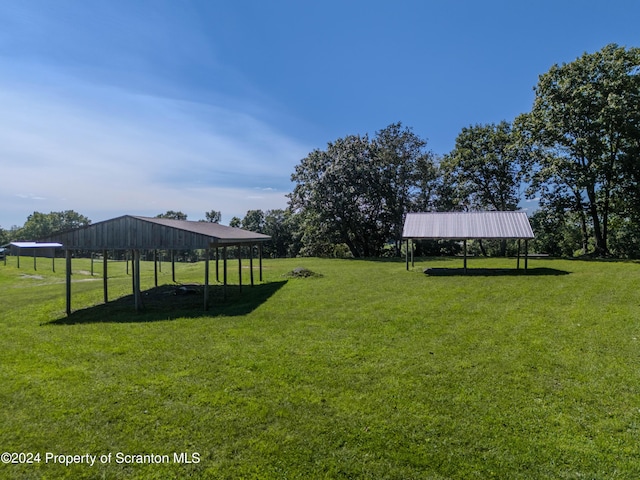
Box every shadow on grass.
[424,267,570,277]
[46,281,287,325]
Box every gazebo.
[402,211,535,272]
[41,215,271,314]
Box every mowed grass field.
[1,254,640,479]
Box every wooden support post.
[158,250,162,273]
[525,240,529,272]
[259,244,263,282]
[131,250,135,294]
[238,245,243,293]
[223,246,228,299]
[33,249,37,271]
[405,239,409,271]
[153,250,158,288]
[52,250,55,273]
[517,239,521,270]
[171,250,176,283]
[126,251,129,275]
[103,249,108,304]
[250,244,255,286]
[90,252,94,276]
[134,249,142,311]
[463,240,468,273]
[215,247,220,282]
[411,240,415,268]
[65,249,72,315]
[204,248,210,311]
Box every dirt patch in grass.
[283,267,323,278]
[20,274,44,280]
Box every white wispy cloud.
[0,2,317,228]
[0,66,309,227]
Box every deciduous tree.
[289,123,433,258]
[441,121,527,255]
[519,44,640,255]
[442,121,524,212]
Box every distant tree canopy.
[0,225,8,245]
[231,208,300,258]
[202,210,221,223]
[17,210,91,240]
[156,210,188,220]
[286,47,640,260]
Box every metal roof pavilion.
[402,211,535,272]
[402,211,534,240]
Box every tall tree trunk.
[478,239,487,257]
[586,184,607,255]
[573,190,589,255]
[341,229,361,258]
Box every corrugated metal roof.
[402,212,534,239]
[131,216,271,242]
[10,242,63,248]
[40,215,271,250]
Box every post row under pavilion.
[40,215,271,314]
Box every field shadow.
[423,267,570,277]
[46,281,287,325]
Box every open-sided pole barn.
[42,215,271,315]
[402,212,535,272]
[3,242,63,271]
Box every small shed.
[41,215,271,314]
[3,242,63,269]
[402,211,535,271]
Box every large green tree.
[440,121,527,255]
[441,121,525,212]
[519,44,640,255]
[374,122,434,254]
[289,133,382,257]
[264,209,301,258]
[289,123,433,258]
[241,209,265,233]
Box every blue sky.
[1,1,639,228]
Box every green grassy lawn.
[1,255,640,479]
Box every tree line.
[289,43,640,258]
[2,44,639,259]
[0,209,299,260]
